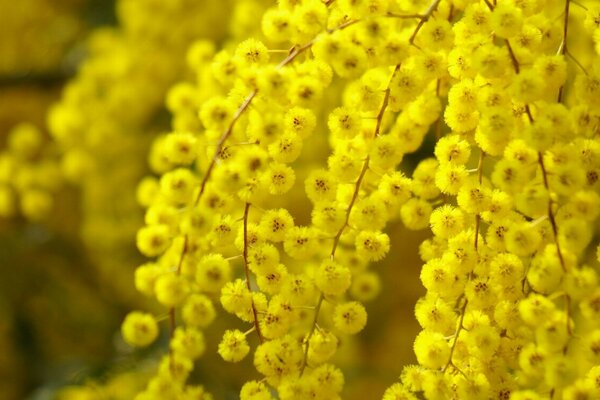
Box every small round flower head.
[196,253,232,292]
[328,148,364,182]
[505,222,541,257]
[285,107,316,139]
[163,131,197,165]
[481,189,513,222]
[350,196,387,231]
[328,107,362,139]
[182,294,216,328]
[234,38,269,66]
[419,18,454,50]
[248,243,280,276]
[457,181,491,214]
[429,205,465,239]
[435,134,471,165]
[259,208,294,242]
[256,264,288,295]
[332,43,367,79]
[420,258,461,297]
[489,252,524,286]
[155,273,188,307]
[490,1,523,39]
[220,279,252,315]
[121,311,159,347]
[199,96,236,131]
[377,171,412,206]
[218,329,250,362]
[511,68,545,104]
[308,329,338,363]
[369,134,404,172]
[260,307,291,340]
[312,202,345,234]
[350,270,381,302]
[240,380,273,400]
[465,278,495,309]
[315,259,351,296]
[401,198,433,231]
[305,169,338,204]
[518,294,556,326]
[281,273,316,306]
[435,163,469,195]
[333,301,367,335]
[160,168,196,205]
[288,75,324,106]
[136,224,171,257]
[312,364,345,397]
[414,295,455,335]
[262,8,293,44]
[413,330,450,369]
[284,226,317,260]
[389,66,426,110]
[294,0,328,36]
[444,104,479,132]
[262,162,296,195]
[171,327,206,360]
[382,383,417,400]
[355,230,390,261]
[475,107,515,156]
[269,132,303,164]
[135,263,162,296]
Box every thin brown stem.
[330,157,371,260]
[537,153,566,272]
[301,63,400,374]
[300,294,324,375]
[386,12,424,19]
[409,0,443,44]
[243,203,264,343]
[566,50,589,75]
[278,19,360,69]
[558,0,571,102]
[443,299,468,372]
[505,40,520,74]
[194,90,257,207]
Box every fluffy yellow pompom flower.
[413,330,450,369]
[121,312,159,347]
[155,273,189,307]
[218,329,250,362]
[182,294,216,328]
[355,230,390,261]
[315,259,351,296]
[136,224,171,257]
[333,301,367,335]
[196,253,232,292]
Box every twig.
[243,203,264,343]
[300,63,401,374]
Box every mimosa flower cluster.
[127,0,600,399]
[2,0,600,398]
[42,0,233,300]
[0,124,62,221]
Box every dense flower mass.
[2,0,600,399]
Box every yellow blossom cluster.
[0,124,62,220]
[381,0,600,399]
[2,0,600,398]
[129,0,600,398]
[39,0,233,301]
